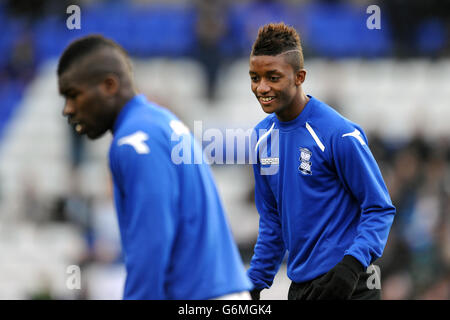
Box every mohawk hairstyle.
[57,34,129,76]
[251,22,304,71]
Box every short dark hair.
[57,34,129,76]
[251,22,304,71]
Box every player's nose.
[62,100,75,117]
[256,79,271,95]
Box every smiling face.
[249,54,306,121]
[59,67,117,140]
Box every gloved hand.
[305,255,364,300]
[250,288,262,300]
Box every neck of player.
[276,92,310,122]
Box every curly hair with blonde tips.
[251,22,304,71]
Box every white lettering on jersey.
[342,129,366,146]
[117,131,150,154]
[260,157,279,165]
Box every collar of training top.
[112,94,147,134]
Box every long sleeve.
[247,162,286,290]
[111,131,178,299]
[331,127,395,268]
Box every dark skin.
[249,53,309,122]
[58,47,137,140]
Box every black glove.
[250,288,262,300]
[305,255,364,300]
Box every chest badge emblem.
[299,147,312,175]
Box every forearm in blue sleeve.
[247,166,286,289]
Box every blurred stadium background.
[0,0,449,300]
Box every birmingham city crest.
[298,147,312,175]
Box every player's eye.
[270,76,280,82]
[66,92,79,100]
[250,76,259,82]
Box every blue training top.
[109,94,252,299]
[247,95,395,289]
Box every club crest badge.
[298,147,312,175]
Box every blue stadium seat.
[59,2,197,57]
[127,5,196,57]
[294,2,392,58]
[226,1,289,56]
[416,18,446,55]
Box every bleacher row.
[4,0,444,71]
[8,1,397,64]
[0,57,449,299]
[1,0,447,145]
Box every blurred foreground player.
[247,23,396,300]
[57,35,252,299]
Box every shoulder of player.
[306,101,368,156]
[310,100,362,138]
[117,101,181,139]
[110,117,173,160]
[114,119,158,142]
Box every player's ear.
[295,69,306,86]
[101,73,120,96]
